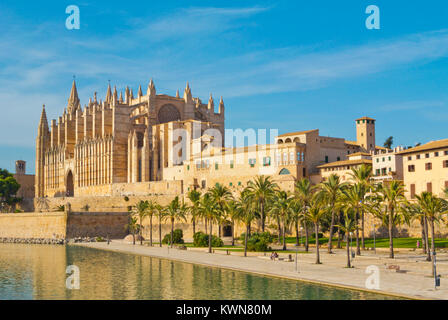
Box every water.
[0,244,400,300]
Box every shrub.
[96,236,106,242]
[241,232,273,252]
[193,232,223,247]
[124,196,130,202]
[162,229,184,245]
[312,232,324,239]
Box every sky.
[1,0,448,174]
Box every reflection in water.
[0,244,400,300]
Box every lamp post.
[433,251,441,289]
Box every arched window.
[279,168,291,175]
[158,104,181,124]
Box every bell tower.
[356,116,376,152]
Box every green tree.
[155,204,166,247]
[209,183,232,237]
[294,178,315,252]
[341,183,365,256]
[125,215,139,245]
[198,193,220,253]
[337,209,357,268]
[378,181,406,258]
[306,194,328,264]
[246,175,277,232]
[349,164,372,250]
[269,190,293,250]
[383,136,393,149]
[236,188,258,257]
[0,169,21,212]
[224,200,240,246]
[133,200,150,245]
[187,189,201,235]
[416,192,448,271]
[319,174,346,253]
[163,196,187,248]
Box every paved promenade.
[75,241,448,300]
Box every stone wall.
[0,211,129,240]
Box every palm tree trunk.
[159,216,162,247]
[208,219,213,253]
[430,218,436,275]
[248,221,252,237]
[295,220,299,246]
[277,217,282,244]
[282,221,287,251]
[361,210,365,250]
[192,217,196,236]
[231,220,235,246]
[304,222,309,252]
[140,216,143,245]
[261,201,265,232]
[150,215,153,246]
[337,212,342,249]
[355,213,361,256]
[132,231,135,245]
[315,223,320,264]
[244,225,249,257]
[328,207,335,253]
[205,218,208,234]
[424,214,431,261]
[346,234,351,268]
[420,219,426,254]
[171,218,174,248]
[388,208,394,259]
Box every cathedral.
[35,80,225,198]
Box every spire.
[147,78,156,97]
[219,96,224,114]
[119,91,123,103]
[105,82,112,103]
[125,86,130,104]
[208,93,214,110]
[176,89,180,98]
[112,86,118,106]
[38,104,49,134]
[138,85,143,98]
[130,89,134,100]
[67,80,80,114]
[94,92,97,103]
[184,82,192,103]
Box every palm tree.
[163,196,187,248]
[133,200,150,245]
[146,200,158,246]
[246,176,277,232]
[337,208,357,268]
[319,174,346,253]
[199,193,220,253]
[383,136,393,149]
[209,183,232,237]
[416,192,448,270]
[125,216,139,245]
[269,190,293,250]
[379,181,406,258]
[306,194,328,264]
[225,200,240,246]
[402,200,429,258]
[341,183,365,255]
[187,189,201,235]
[294,178,315,252]
[236,188,257,257]
[155,204,166,247]
[349,164,372,250]
[289,199,304,246]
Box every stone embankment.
[0,237,98,245]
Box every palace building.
[32,79,390,213]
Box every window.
[325,156,329,163]
[388,156,391,161]
[263,156,271,166]
[229,182,233,187]
[425,153,430,158]
[445,151,448,156]
[444,160,448,168]
[425,162,432,170]
[408,165,415,172]
[376,158,379,163]
[435,152,439,157]
[215,163,219,170]
[375,169,380,176]
[201,180,206,189]
[427,182,432,193]
[230,160,234,169]
[249,158,256,167]
[187,165,190,171]
[381,168,387,175]
[382,157,385,162]
[445,181,448,189]
[408,156,412,161]
[337,157,341,161]
[417,155,421,160]
[410,184,416,199]
[238,182,242,186]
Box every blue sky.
[1,0,448,173]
